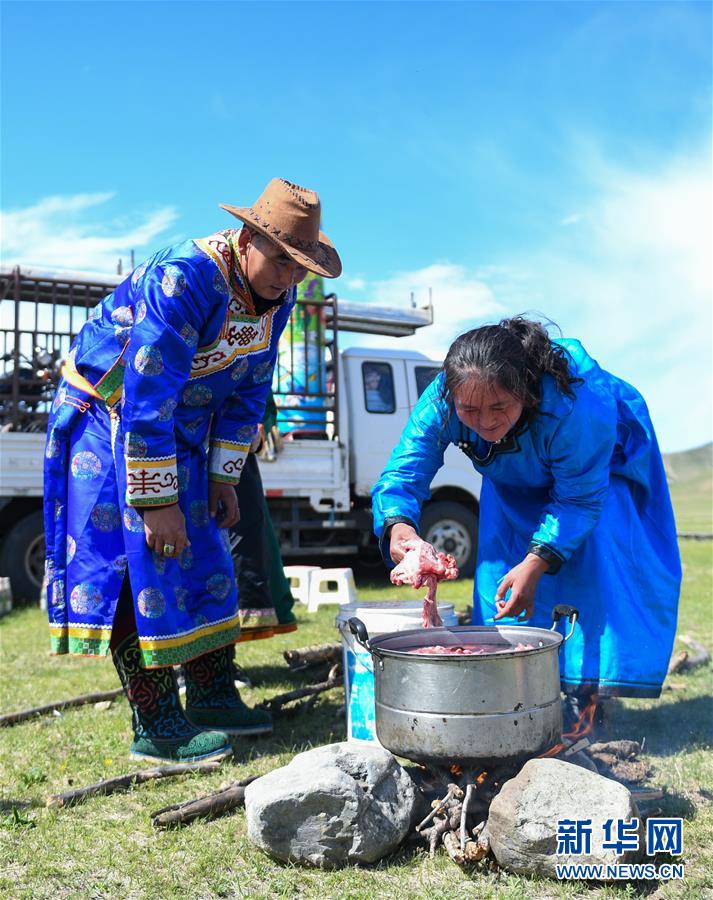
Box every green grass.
[664,443,713,533]
[1,546,711,899]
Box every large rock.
[487,758,642,876]
[244,742,417,868]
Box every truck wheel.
[421,500,478,577]
[1,510,45,605]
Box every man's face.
[453,377,524,442]
[241,231,308,300]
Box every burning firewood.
[443,824,489,866]
[415,784,462,831]
[460,783,475,851]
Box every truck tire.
[1,510,45,605]
[421,500,478,578]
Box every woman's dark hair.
[440,316,582,414]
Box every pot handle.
[348,617,372,653]
[550,604,579,643]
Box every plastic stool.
[308,567,357,612]
[283,565,320,606]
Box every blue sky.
[1,0,711,451]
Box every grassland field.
[0,535,711,898]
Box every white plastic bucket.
[336,600,459,745]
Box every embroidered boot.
[112,633,233,763]
[183,644,273,736]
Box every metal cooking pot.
[347,605,579,766]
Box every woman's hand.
[144,504,190,558]
[493,553,550,620]
[209,481,240,529]
[389,523,422,564]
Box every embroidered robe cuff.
[527,541,565,574]
[126,455,179,507]
[209,440,250,484]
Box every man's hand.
[389,523,423,564]
[493,553,550,620]
[209,481,240,529]
[143,504,190,557]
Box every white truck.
[0,266,481,602]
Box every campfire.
[411,762,519,865]
[408,694,645,868]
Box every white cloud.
[485,148,712,452]
[0,193,178,273]
[343,146,711,453]
[341,262,505,359]
[345,276,367,291]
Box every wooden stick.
[151,774,260,827]
[588,740,641,759]
[426,818,450,856]
[283,643,342,671]
[464,840,489,863]
[668,635,710,674]
[668,651,690,675]
[416,787,454,832]
[46,761,222,808]
[563,737,591,757]
[460,784,474,852]
[630,788,664,803]
[1,687,124,727]
[257,666,342,714]
[678,635,711,669]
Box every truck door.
[347,356,410,497]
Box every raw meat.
[390,539,459,627]
[407,642,535,656]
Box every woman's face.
[452,377,524,442]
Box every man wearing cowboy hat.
[43,179,341,763]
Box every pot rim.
[365,623,563,660]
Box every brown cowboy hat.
[220,178,342,279]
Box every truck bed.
[257,439,349,512]
[0,433,45,497]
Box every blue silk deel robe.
[371,339,681,698]
[44,230,294,667]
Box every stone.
[244,742,417,868]
[487,758,642,876]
